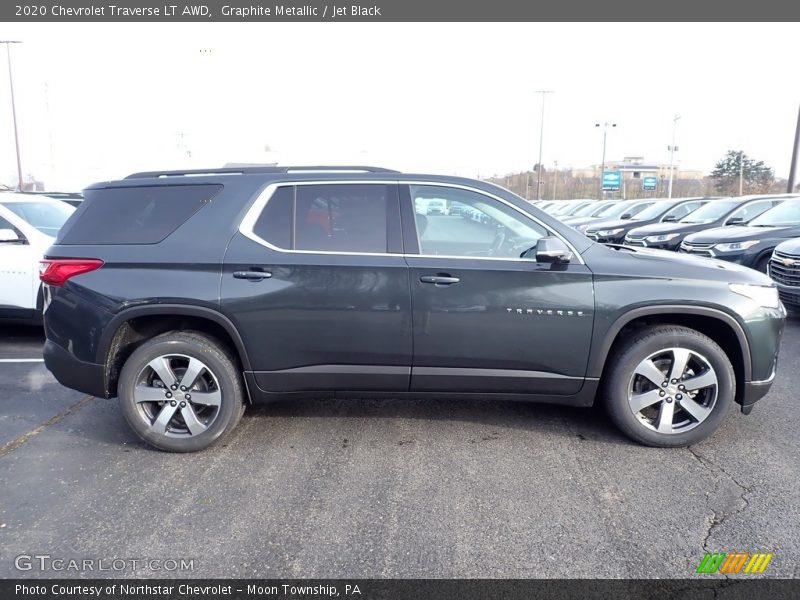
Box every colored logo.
[696,552,773,574]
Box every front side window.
[726,200,773,224]
[253,184,390,253]
[409,185,547,259]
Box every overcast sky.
[0,22,798,190]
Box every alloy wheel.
[132,354,222,438]
[627,348,718,434]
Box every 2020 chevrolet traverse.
[41,166,786,452]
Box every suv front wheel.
[603,325,735,447]
[118,331,246,452]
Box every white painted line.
[0,358,44,363]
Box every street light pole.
[667,114,680,199]
[739,150,744,196]
[535,90,554,201]
[595,122,616,199]
[1,41,23,191]
[552,160,558,200]
[787,103,800,194]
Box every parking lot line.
[0,358,44,363]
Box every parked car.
[769,238,800,312]
[585,198,710,244]
[41,166,784,452]
[559,200,616,223]
[554,200,597,218]
[624,195,789,251]
[0,193,75,323]
[549,199,595,216]
[680,198,800,272]
[565,199,655,232]
[426,198,447,215]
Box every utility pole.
[739,150,744,196]
[552,160,558,200]
[1,41,23,191]
[788,104,800,193]
[667,114,680,198]
[535,90,554,201]
[595,122,617,199]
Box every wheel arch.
[98,305,251,398]
[589,305,751,406]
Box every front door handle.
[233,270,272,281]
[420,275,461,285]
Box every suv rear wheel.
[118,331,246,452]
[603,325,734,447]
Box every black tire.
[754,255,770,273]
[118,331,246,452]
[603,325,735,447]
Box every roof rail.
[125,166,400,179]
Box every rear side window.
[58,184,222,245]
[253,184,389,253]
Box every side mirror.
[0,228,22,243]
[620,212,633,219]
[523,237,573,264]
[726,216,744,225]
[662,215,679,222]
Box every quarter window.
[409,185,547,258]
[253,184,390,253]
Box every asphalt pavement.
[0,319,798,578]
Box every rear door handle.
[420,275,460,285]
[233,270,272,281]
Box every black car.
[41,166,785,452]
[768,238,800,311]
[564,199,655,233]
[585,198,710,244]
[680,198,800,272]
[624,195,788,251]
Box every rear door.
[222,181,412,393]
[401,183,594,395]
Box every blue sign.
[642,176,658,191]
[602,170,622,191]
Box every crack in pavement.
[687,445,754,579]
[0,394,95,458]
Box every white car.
[0,193,75,323]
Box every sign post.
[642,176,658,191]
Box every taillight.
[39,259,104,287]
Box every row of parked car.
[536,194,800,311]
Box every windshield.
[748,201,800,227]
[596,201,635,218]
[1,201,75,236]
[572,202,609,217]
[680,200,738,223]
[632,201,678,220]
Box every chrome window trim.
[238,179,585,265]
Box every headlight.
[645,233,680,243]
[596,228,624,236]
[714,240,759,252]
[729,283,781,309]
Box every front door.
[402,184,594,395]
[222,182,412,393]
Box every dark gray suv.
[40,166,786,452]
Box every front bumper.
[43,339,107,398]
[741,370,777,414]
